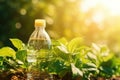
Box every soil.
[0,71,26,80]
[0,70,120,80]
[0,69,53,80]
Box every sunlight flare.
[80,0,120,16]
[92,11,104,23]
[101,0,120,15]
[80,0,120,26]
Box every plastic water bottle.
[27,19,51,80]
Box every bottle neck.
[35,26,45,31]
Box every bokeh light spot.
[20,8,27,15]
[15,22,22,29]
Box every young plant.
[86,43,117,79]
[35,38,83,79]
[0,38,27,73]
[0,38,119,80]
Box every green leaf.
[0,57,3,65]
[4,57,19,69]
[39,60,49,70]
[55,45,70,61]
[100,46,109,55]
[51,39,61,46]
[57,44,68,53]
[0,47,16,58]
[87,52,97,64]
[87,52,97,60]
[10,38,23,50]
[38,49,49,59]
[67,37,83,53]
[92,43,100,52]
[100,66,113,76]
[58,37,68,45]
[83,63,97,68]
[103,53,114,62]
[16,50,27,63]
[71,63,83,77]
[48,60,66,74]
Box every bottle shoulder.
[29,29,50,38]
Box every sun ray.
[80,0,120,26]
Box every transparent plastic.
[27,19,51,63]
[27,19,51,80]
[28,27,51,50]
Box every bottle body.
[27,19,52,80]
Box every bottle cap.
[35,19,46,27]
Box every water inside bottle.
[28,38,51,50]
[27,49,37,63]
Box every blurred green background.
[0,0,120,54]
